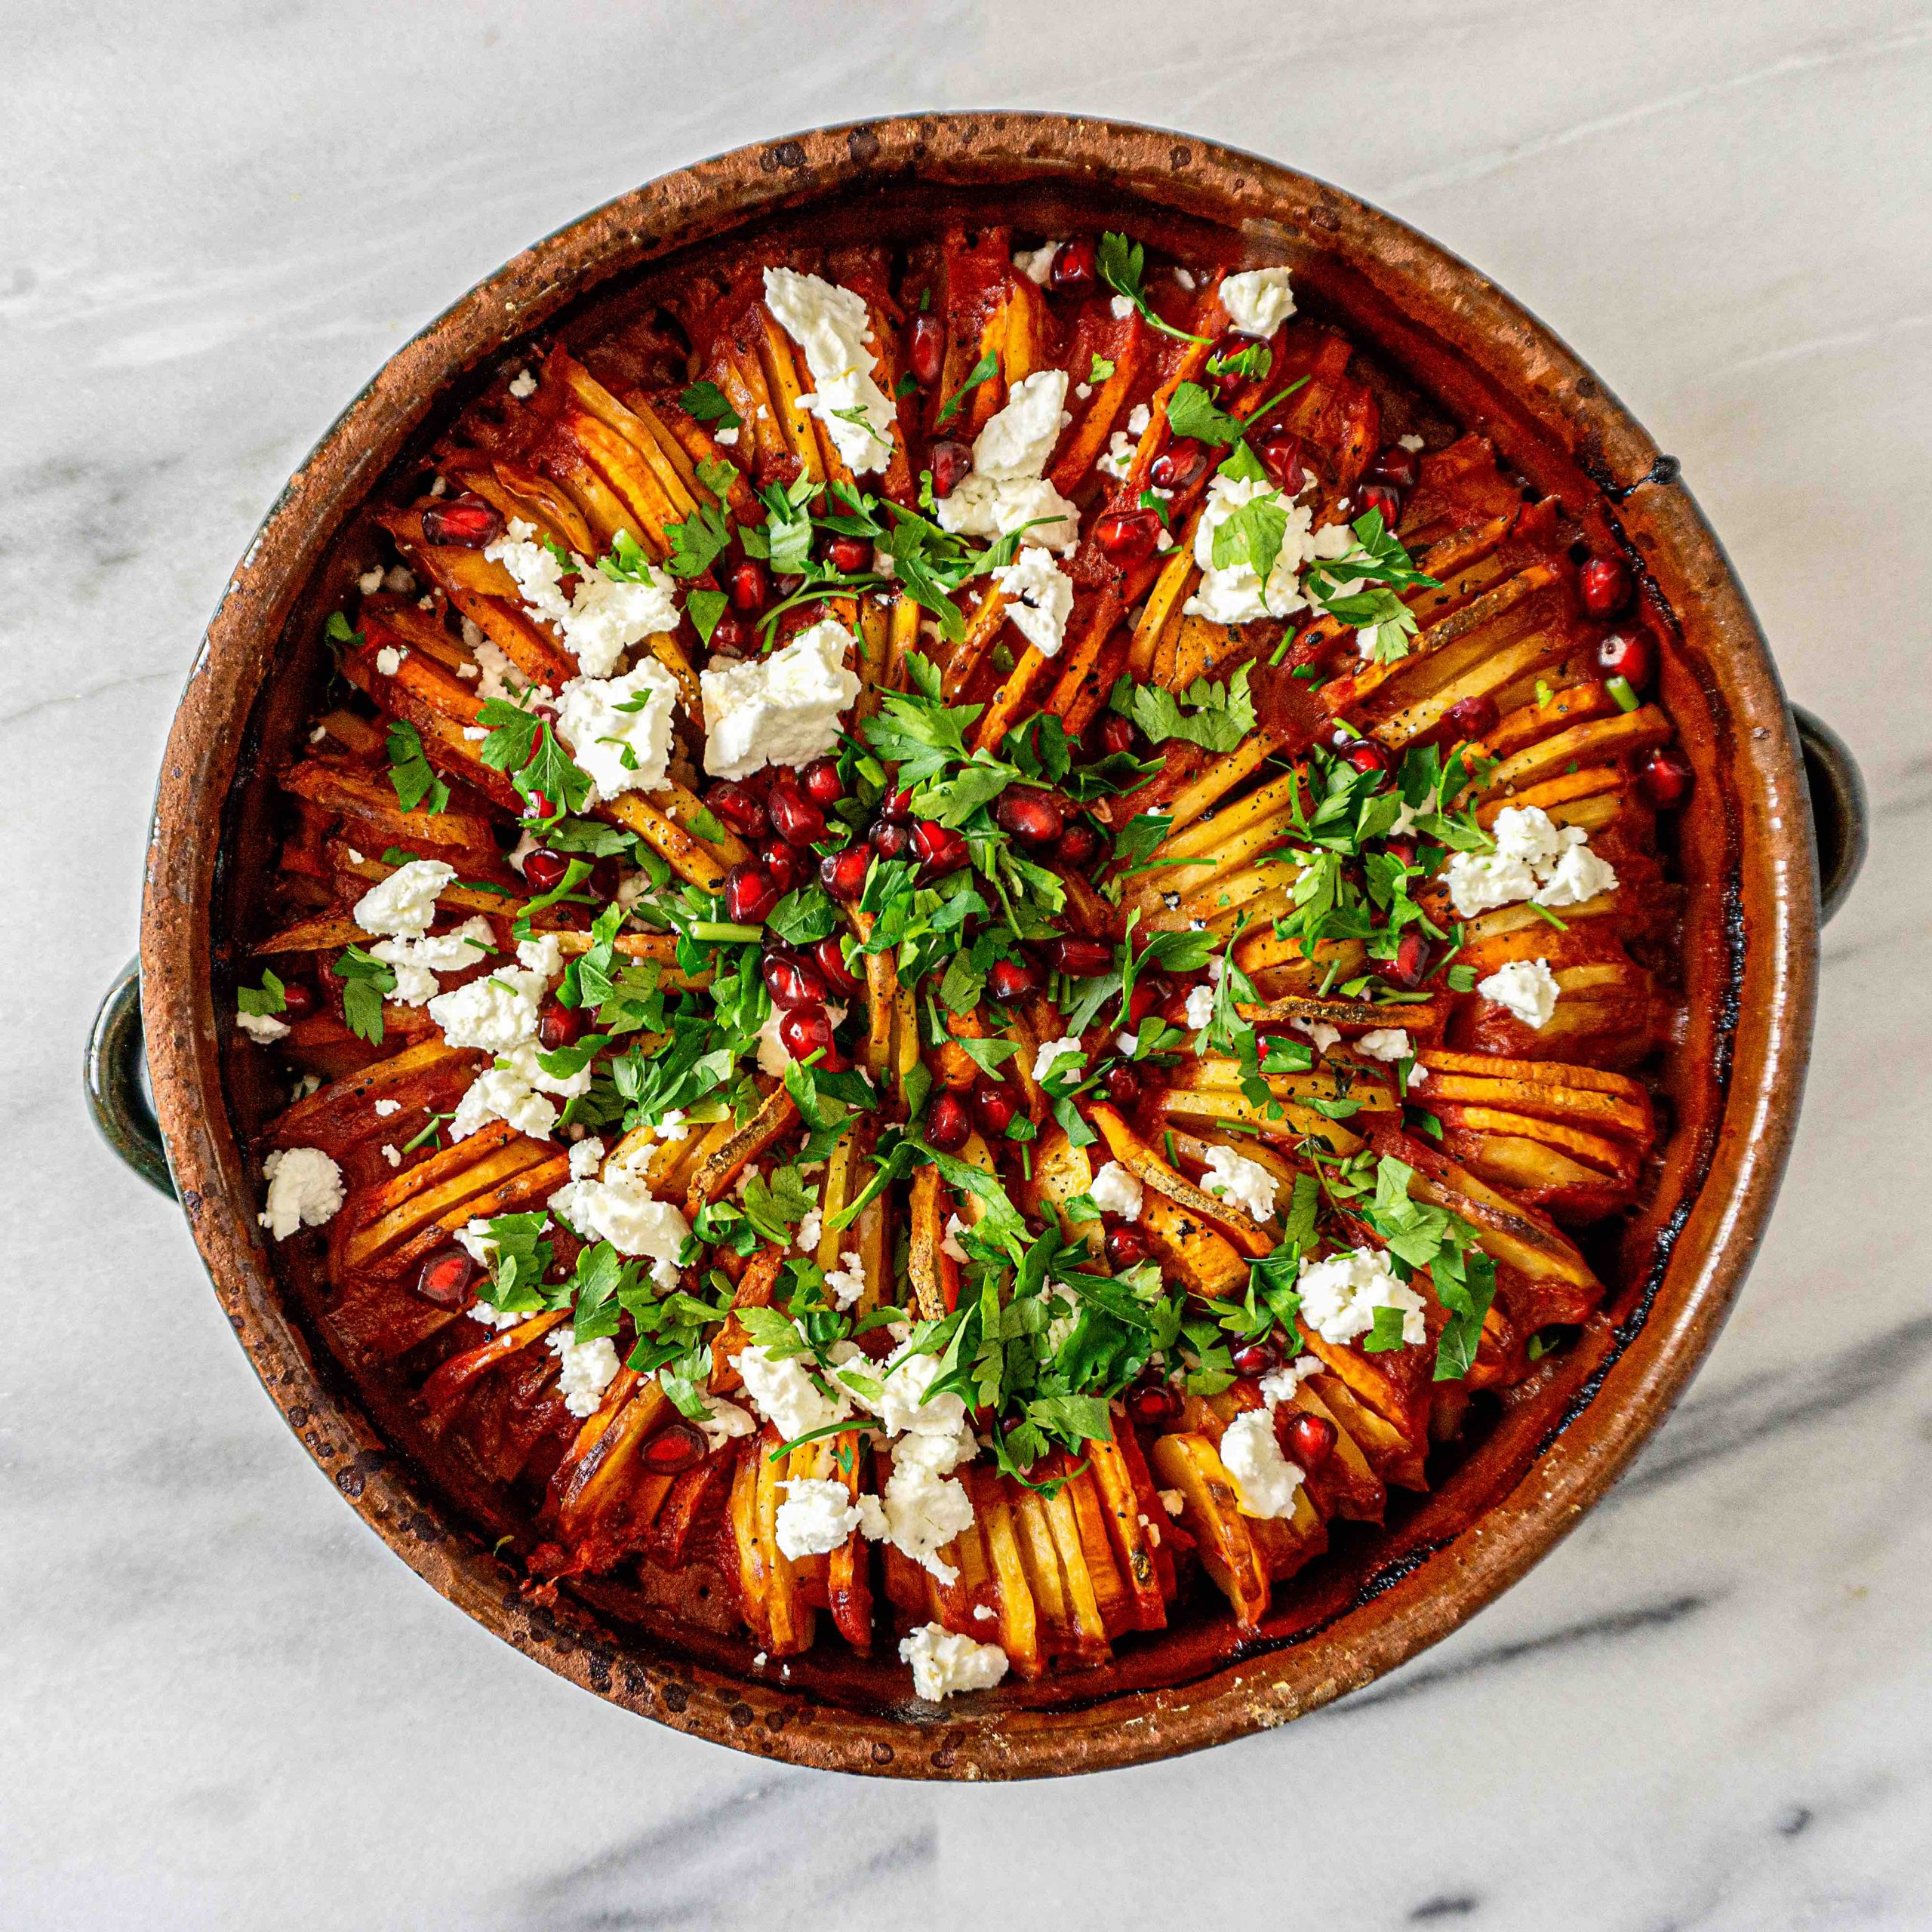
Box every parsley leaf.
[1122,665,1257,754]
[386,718,450,816]
[679,380,743,431]
[237,971,285,1017]
[1097,232,1206,344]
[332,946,395,1044]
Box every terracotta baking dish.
[94,114,1866,1778]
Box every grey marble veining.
[3,1,1927,1925]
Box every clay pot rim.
[137,112,1816,1780]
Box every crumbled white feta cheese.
[368,914,494,1006]
[448,1042,584,1144]
[1174,267,1197,291]
[991,546,1074,657]
[700,617,860,780]
[1257,1355,1325,1407]
[508,368,537,399]
[899,1623,1009,1702]
[353,859,455,942]
[714,423,740,446]
[466,1300,528,1332]
[237,1008,289,1044]
[380,1143,401,1169]
[1220,266,1296,337]
[774,1478,862,1560]
[1398,434,1425,453]
[1088,1161,1144,1221]
[258,1147,344,1240]
[795,1206,823,1254]
[1074,380,1092,401]
[1201,1144,1279,1222]
[1097,429,1137,482]
[358,565,386,595]
[1297,1246,1427,1347]
[1478,957,1561,1029]
[1013,242,1058,284]
[1219,1407,1305,1519]
[1184,983,1216,1030]
[761,266,896,475]
[1126,402,1152,436]
[1355,1027,1412,1063]
[485,518,681,678]
[1442,805,1619,918]
[934,473,1081,554]
[737,1336,851,1441]
[1184,471,1320,625]
[1159,1487,1185,1517]
[546,1327,619,1417]
[824,1251,868,1309]
[940,1214,970,1264]
[385,565,416,595]
[1110,294,1135,321]
[1032,1035,1084,1084]
[568,1135,605,1180]
[548,1164,692,1288]
[974,370,1072,480]
[553,657,679,801]
[429,968,545,1054]
[691,1395,757,1451]
[374,1098,401,1118]
[374,646,402,677]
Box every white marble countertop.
[5,2,1927,1924]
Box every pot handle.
[1792,706,1866,925]
[86,956,176,1198]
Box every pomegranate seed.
[1252,428,1306,494]
[1342,739,1392,781]
[1098,712,1138,757]
[1369,444,1422,491]
[763,952,829,1011]
[814,934,864,996]
[1579,555,1632,619]
[820,846,872,900]
[1356,481,1403,528]
[826,534,871,576]
[870,820,913,860]
[909,312,945,387]
[879,786,915,823]
[994,789,1064,845]
[1232,1337,1282,1377]
[1050,936,1114,978]
[1054,823,1101,868]
[1094,509,1161,568]
[1640,746,1694,810]
[420,495,503,548]
[521,848,571,893]
[801,757,844,806]
[912,820,969,875]
[729,560,768,612]
[1051,237,1097,291]
[1596,630,1654,690]
[522,789,556,822]
[278,981,315,1020]
[723,862,780,925]
[768,786,827,848]
[706,781,768,840]
[1126,1379,1182,1426]
[1105,1223,1152,1270]
[1149,438,1209,494]
[929,439,973,501]
[414,1246,479,1309]
[1385,838,1418,869]
[1443,693,1500,743]
[926,1090,973,1152]
[639,1420,708,1476]
[777,1004,843,1068]
[538,999,586,1051]
[1127,977,1168,1028]
[1382,929,1432,989]
[987,955,1041,1001]
[1104,1063,1141,1106]
[1280,1410,1337,1471]
[708,611,751,657]
[974,1082,1018,1138]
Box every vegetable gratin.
[238,223,1693,1707]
